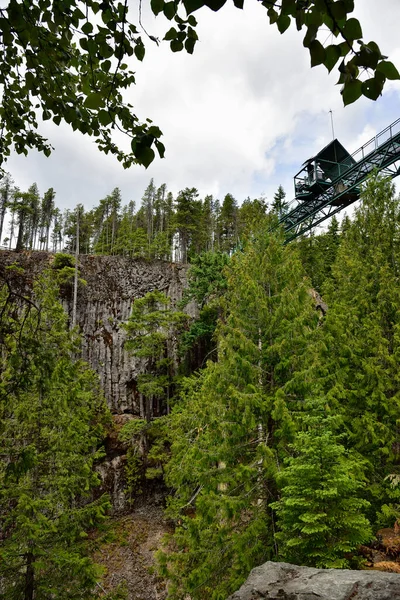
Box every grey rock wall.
[66,255,191,414]
[227,561,400,600]
[0,251,193,414]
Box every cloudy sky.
[6,0,400,214]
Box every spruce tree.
[0,270,110,599]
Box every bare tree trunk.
[24,551,34,600]
[72,207,79,328]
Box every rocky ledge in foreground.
[227,561,400,600]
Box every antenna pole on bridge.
[329,109,335,140]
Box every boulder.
[227,561,400,600]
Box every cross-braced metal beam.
[280,118,400,242]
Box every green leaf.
[309,40,326,67]
[376,60,400,80]
[277,14,291,34]
[362,77,384,100]
[81,22,93,35]
[171,39,184,52]
[341,79,362,105]
[84,92,105,110]
[134,43,145,61]
[155,139,165,158]
[343,0,355,11]
[281,0,296,16]
[79,37,89,51]
[101,59,112,72]
[267,7,279,25]
[354,44,379,69]
[303,24,318,48]
[185,37,196,54]
[151,0,164,15]
[148,125,162,137]
[330,1,347,21]
[183,0,206,13]
[324,44,341,72]
[163,1,176,19]
[98,110,113,126]
[204,0,228,11]
[164,27,177,41]
[136,145,155,168]
[342,17,362,41]
[99,42,113,59]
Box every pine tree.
[0,269,110,599]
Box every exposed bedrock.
[227,561,400,600]
[0,251,193,414]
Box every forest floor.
[93,504,171,599]
[91,505,400,599]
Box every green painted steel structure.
[281,118,400,241]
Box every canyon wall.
[0,251,192,414]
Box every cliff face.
[0,251,192,414]
[227,561,400,600]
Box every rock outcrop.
[227,561,400,600]
[0,251,193,414]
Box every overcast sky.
[6,0,400,214]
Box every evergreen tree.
[179,250,229,368]
[297,216,341,291]
[123,291,188,421]
[159,231,318,599]
[271,185,289,218]
[25,183,41,249]
[51,208,63,252]
[10,188,35,251]
[174,187,201,263]
[38,188,55,251]
[238,197,268,240]
[271,399,372,568]
[0,270,110,599]
[0,174,14,244]
[219,193,238,253]
[141,179,156,256]
[308,175,400,524]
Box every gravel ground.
[94,504,171,599]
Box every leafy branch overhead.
[0,1,397,171]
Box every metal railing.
[351,117,400,164]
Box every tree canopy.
[0,0,397,170]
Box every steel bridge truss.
[281,118,400,242]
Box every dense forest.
[1,174,400,599]
[0,174,288,259]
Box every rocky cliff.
[0,251,192,414]
[227,561,400,600]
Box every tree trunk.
[24,551,34,600]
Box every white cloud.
[6,0,400,213]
